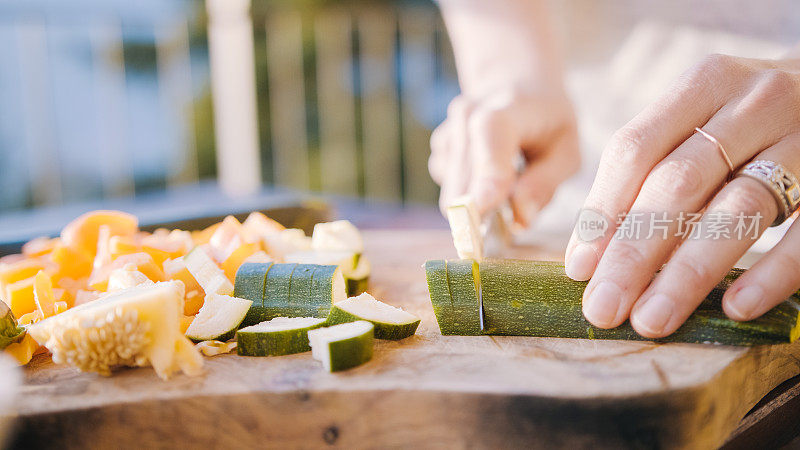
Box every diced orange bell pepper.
[0,258,52,288]
[221,242,260,281]
[180,315,194,334]
[108,235,173,268]
[5,334,40,365]
[108,235,141,260]
[33,271,56,318]
[22,236,59,257]
[163,258,202,294]
[191,222,221,245]
[0,254,25,265]
[61,210,138,257]
[50,243,93,280]
[89,252,165,291]
[4,277,36,318]
[183,291,204,316]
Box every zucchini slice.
[308,321,374,372]
[184,247,233,296]
[326,292,420,340]
[185,293,252,342]
[233,263,346,326]
[426,259,800,346]
[236,316,326,356]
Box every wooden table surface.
[11,229,800,449]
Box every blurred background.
[0,0,457,214]
[1,0,798,247]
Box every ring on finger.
[735,159,800,226]
[695,127,735,177]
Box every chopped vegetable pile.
[0,210,419,378]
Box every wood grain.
[10,230,800,449]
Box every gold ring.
[695,127,735,176]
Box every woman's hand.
[565,54,800,338]
[433,0,579,223]
[429,91,579,224]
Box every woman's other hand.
[565,54,800,338]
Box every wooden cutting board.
[11,230,800,449]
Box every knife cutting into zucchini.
[440,196,800,346]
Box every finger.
[436,97,476,212]
[582,91,800,330]
[629,178,777,336]
[466,106,520,216]
[429,122,450,185]
[565,55,747,281]
[723,218,800,321]
[722,135,800,321]
[511,127,580,227]
[630,133,800,336]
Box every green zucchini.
[185,293,252,342]
[308,321,374,372]
[236,317,326,356]
[0,302,25,350]
[234,263,345,325]
[234,262,273,326]
[425,259,800,346]
[326,292,420,340]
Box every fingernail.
[565,244,597,281]
[727,285,764,320]
[633,294,674,336]
[583,281,622,327]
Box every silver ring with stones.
[736,159,800,227]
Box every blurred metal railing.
[0,0,201,210]
[0,0,457,212]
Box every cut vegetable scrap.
[5,334,39,365]
[0,301,25,350]
[262,229,312,262]
[326,292,420,340]
[4,277,36,318]
[21,237,58,257]
[49,243,93,280]
[196,340,238,357]
[236,316,326,356]
[344,257,371,297]
[446,196,483,261]
[3,209,370,373]
[312,220,364,254]
[242,211,285,240]
[163,257,202,293]
[107,266,153,292]
[0,258,53,289]
[184,247,234,296]
[61,210,138,257]
[28,281,203,379]
[221,242,260,281]
[89,252,165,292]
[32,271,56,318]
[184,293,252,342]
[308,321,374,372]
